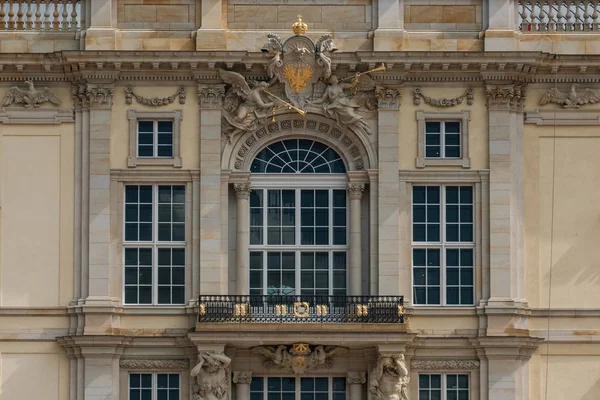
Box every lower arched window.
[248,139,348,297]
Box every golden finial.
[292,14,308,35]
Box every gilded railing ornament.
[125,86,186,106]
[413,88,473,107]
[252,344,347,375]
[3,80,61,108]
[540,84,600,108]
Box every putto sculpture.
[369,354,410,400]
[190,352,231,400]
[3,80,61,108]
[252,343,347,375]
[540,84,600,108]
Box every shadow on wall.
[542,216,600,288]
[583,378,600,400]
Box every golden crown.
[292,15,308,35]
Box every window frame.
[416,111,471,169]
[249,175,349,297]
[122,183,188,306]
[250,376,347,400]
[128,110,182,168]
[128,372,181,400]
[411,184,475,307]
[417,373,470,400]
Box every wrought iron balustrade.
[197,295,404,324]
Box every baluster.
[556,0,565,30]
[520,0,530,31]
[70,0,77,30]
[573,0,583,30]
[7,0,14,30]
[548,0,557,31]
[16,0,23,29]
[34,0,40,30]
[539,1,548,31]
[43,0,50,30]
[530,1,539,30]
[61,0,67,30]
[592,0,599,30]
[25,0,32,29]
[583,0,591,30]
[52,0,58,30]
[0,2,6,31]
[565,0,574,30]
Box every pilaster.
[347,372,366,400]
[85,0,117,50]
[198,84,227,295]
[348,182,366,296]
[485,0,519,51]
[233,371,253,400]
[374,0,406,51]
[233,182,252,296]
[374,87,404,296]
[197,0,227,50]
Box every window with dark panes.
[124,184,186,305]
[425,121,461,159]
[419,374,469,400]
[249,139,348,297]
[129,373,180,400]
[250,377,346,400]
[412,185,474,306]
[137,120,174,158]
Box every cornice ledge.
[0,107,74,124]
[110,168,201,181]
[399,169,490,183]
[471,337,544,361]
[525,109,600,125]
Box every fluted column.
[234,183,252,295]
[233,371,253,400]
[347,372,366,400]
[348,183,366,296]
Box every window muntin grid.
[124,185,186,305]
[137,120,174,159]
[418,374,469,400]
[249,188,347,297]
[412,185,474,306]
[129,373,180,400]
[251,139,347,174]
[250,377,346,400]
[425,121,461,159]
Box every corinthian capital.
[233,371,253,384]
[85,83,115,110]
[347,372,366,385]
[347,183,366,200]
[375,85,403,110]
[486,83,526,112]
[197,84,226,109]
[233,183,253,199]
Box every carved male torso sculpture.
[191,352,232,400]
[369,354,410,400]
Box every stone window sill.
[416,157,471,169]
[127,156,182,168]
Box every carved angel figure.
[3,80,61,108]
[540,84,600,109]
[369,354,409,400]
[252,345,293,369]
[191,352,231,400]
[218,68,275,142]
[311,75,373,136]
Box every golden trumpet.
[339,63,387,83]
[263,89,307,118]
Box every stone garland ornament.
[120,359,189,370]
[410,360,480,370]
[252,343,347,375]
[190,352,231,400]
[540,84,600,108]
[369,354,409,400]
[125,86,186,106]
[3,80,61,108]
[413,88,473,107]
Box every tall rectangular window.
[249,188,347,297]
[124,185,186,305]
[250,377,346,400]
[137,120,174,158]
[412,185,474,306]
[129,373,180,400]
[419,374,469,400]
[425,121,461,159]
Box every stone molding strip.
[120,359,189,370]
[411,360,480,370]
[0,108,74,124]
[525,110,600,125]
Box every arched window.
[248,139,348,297]
[251,139,347,174]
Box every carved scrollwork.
[410,360,480,370]
[413,88,473,107]
[120,359,189,370]
[125,86,186,106]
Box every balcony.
[518,1,600,32]
[197,295,405,324]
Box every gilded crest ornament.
[252,344,347,375]
[283,64,313,93]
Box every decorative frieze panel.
[410,360,480,371]
[413,88,473,107]
[120,359,189,370]
[125,86,186,106]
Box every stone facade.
[0,1,599,400]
